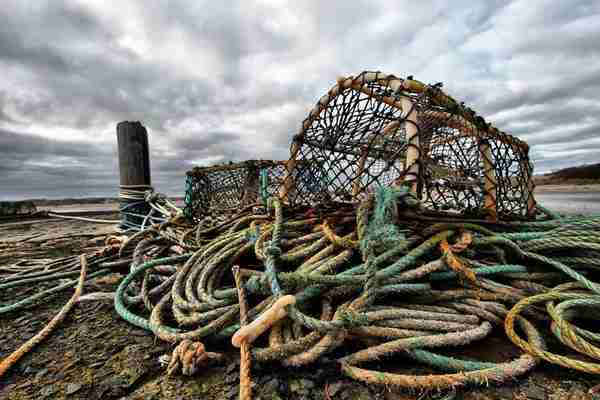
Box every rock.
[339,382,373,400]
[289,378,317,398]
[34,368,49,380]
[65,383,83,395]
[522,379,547,400]
[96,376,128,399]
[106,344,154,387]
[328,381,345,396]
[40,384,59,398]
[264,377,286,393]
[225,385,239,399]
[255,377,286,400]
[226,361,239,373]
[299,379,315,390]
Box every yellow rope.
[321,219,359,249]
[505,285,600,374]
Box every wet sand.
[536,191,600,215]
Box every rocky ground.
[1,215,599,399]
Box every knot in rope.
[166,340,223,376]
[442,231,476,283]
[264,243,282,258]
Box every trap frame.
[280,71,536,221]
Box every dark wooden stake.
[116,121,151,188]
[116,121,151,227]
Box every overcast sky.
[1,1,599,200]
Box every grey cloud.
[486,68,600,114]
[0,128,119,199]
[1,0,600,199]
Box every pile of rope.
[3,187,600,397]
[108,187,600,395]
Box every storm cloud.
[1,0,599,200]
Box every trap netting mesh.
[281,71,535,220]
[184,160,287,222]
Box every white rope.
[47,212,119,224]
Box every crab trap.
[280,71,536,221]
[184,160,287,222]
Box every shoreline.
[534,183,600,193]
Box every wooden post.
[117,121,151,188]
[479,139,497,221]
[116,121,151,227]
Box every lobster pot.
[487,137,534,218]
[418,106,533,219]
[417,108,493,217]
[419,113,485,216]
[283,71,536,220]
[184,160,287,222]
[283,73,413,205]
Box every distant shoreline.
[21,196,184,207]
[534,184,600,193]
[5,185,598,207]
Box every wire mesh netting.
[182,71,534,222]
[282,74,410,206]
[281,71,535,220]
[184,160,287,222]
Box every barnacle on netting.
[281,71,536,221]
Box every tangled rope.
[0,255,89,378]
[104,187,600,393]
[4,187,600,397]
